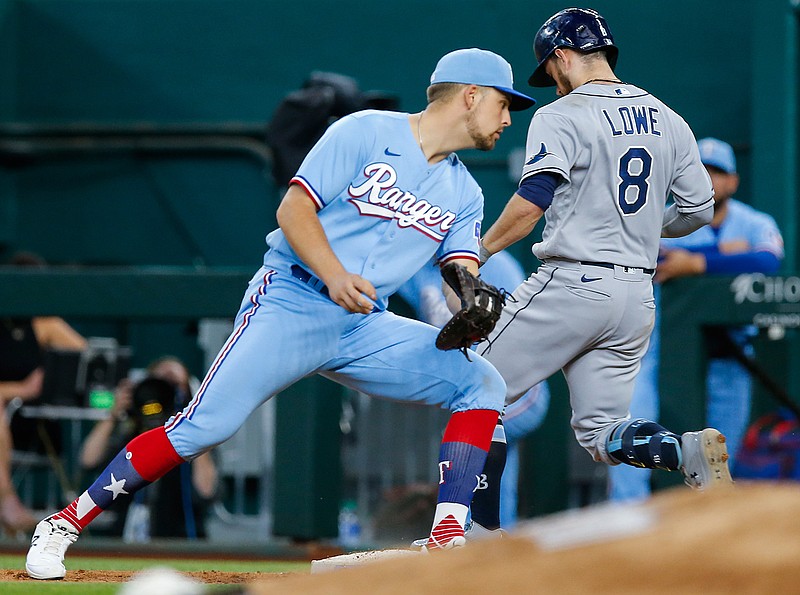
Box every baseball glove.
[435,262,505,356]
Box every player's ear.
[552,48,569,67]
[463,84,479,110]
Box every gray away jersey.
[521,82,713,269]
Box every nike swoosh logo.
[525,142,562,165]
[384,147,401,157]
[580,275,602,283]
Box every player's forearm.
[661,203,713,238]
[277,185,348,284]
[482,194,543,255]
[441,257,480,313]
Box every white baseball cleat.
[25,516,79,580]
[680,428,733,490]
[419,534,466,551]
[410,536,428,549]
[411,519,502,549]
[411,535,468,550]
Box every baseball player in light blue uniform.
[471,8,734,532]
[398,251,550,529]
[609,137,784,501]
[26,48,537,579]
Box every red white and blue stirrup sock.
[51,426,184,532]
[426,409,498,549]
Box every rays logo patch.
[526,142,561,165]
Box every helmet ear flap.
[528,8,617,88]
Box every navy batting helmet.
[528,7,618,87]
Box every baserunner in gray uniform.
[470,7,733,532]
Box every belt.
[581,261,655,275]
[290,265,330,297]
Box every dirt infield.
[250,482,800,594]
[3,482,798,592]
[0,568,290,584]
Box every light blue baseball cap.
[430,48,536,111]
[698,137,737,174]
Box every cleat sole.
[701,429,733,486]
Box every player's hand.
[654,249,706,283]
[326,272,378,314]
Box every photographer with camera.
[80,357,217,539]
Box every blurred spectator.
[0,252,87,533]
[608,138,784,502]
[80,356,218,539]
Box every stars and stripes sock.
[427,409,498,549]
[51,426,184,532]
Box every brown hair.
[426,82,464,104]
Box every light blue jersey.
[166,109,505,457]
[26,47,534,571]
[661,199,784,258]
[266,110,483,308]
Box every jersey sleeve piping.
[289,176,325,210]
[439,251,479,266]
[674,196,714,214]
[521,167,567,183]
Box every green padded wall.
[0,0,766,272]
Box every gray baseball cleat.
[25,516,79,580]
[680,428,733,490]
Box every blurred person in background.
[80,356,218,539]
[0,252,87,533]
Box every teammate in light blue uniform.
[26,48,537,579]
[398,251,550,528]
[608,137,785,502]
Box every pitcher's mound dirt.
[250,481,800,594]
